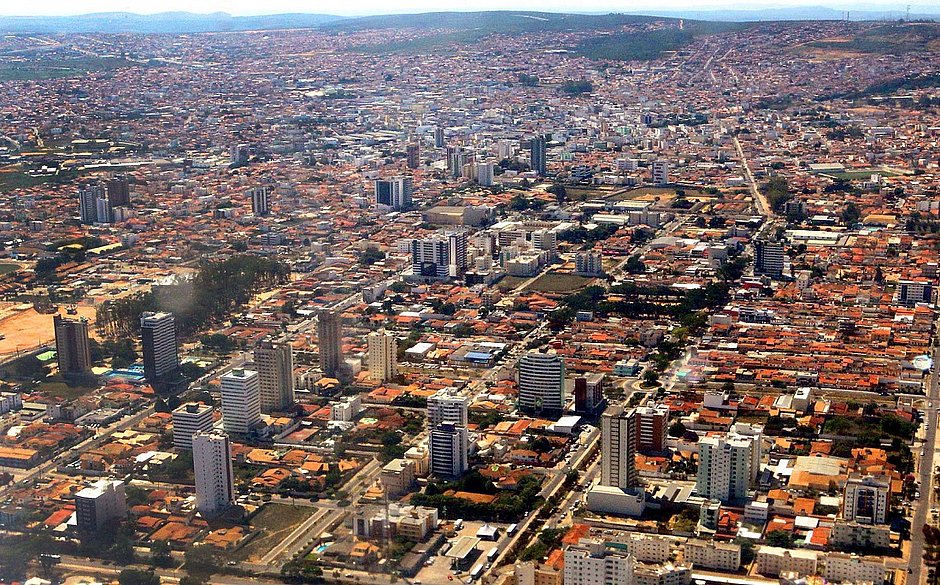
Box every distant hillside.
[324,11,664,33]
[808,22,940,54]
[0,12,343,34]
[632,6,940,22]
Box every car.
[448,577,454,581]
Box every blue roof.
[465,351,493,361]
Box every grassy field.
[0,263,19,276]
[823,169,900,181]
[0,56,138,81]
[496,275,528,292]
[33,379,97,400]
[230,504,317,562]
[523,272,595,294]
[0,167,80,192]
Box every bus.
[454,519,464,530]
[470,563,485,580]
[506,523,518,535]
[487,547,499,562]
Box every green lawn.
[523,272,596,294]
[0,263,20,276]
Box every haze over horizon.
[0,1,930,17]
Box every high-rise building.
[530,135,547,176]
[74,479,126,533]
[563,538,634,585]
[843,474,890,525]
[652,160,670,185]
[898,279,934,306]
[634,404,670,453]
[53,314,92,374]
[367,330,397,382]
[406,143,420,169]
[434,126,445,149]
[141,312,179,381]
[429,422,468,478]
[220,369,262,435]
[572,376,604,413]
[254,338,294,413]
[755,241,785,277]
[172,402,214,450]
[474,162,495,186]
[427,388,469,428]
[517,351,565,415]
[78,184,104,224]
[230,143,249,165]
[600,405,638,489]
[192,431,235,516]
[317,309,343,379]
[374,176,413,210]
[248,186,270,216]
[105,176,131,207]
[411,231,468,280]
[575,251,605,276]
[95,195,113,224]
[696,435,753,503]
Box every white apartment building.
[192,431,235,516]
[171,402,214,450]
[564,539,634,585]
[220,369,262,435]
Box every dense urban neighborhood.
[0,9,938,585]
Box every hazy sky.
[0,1,927,17]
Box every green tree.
[184,544,221,577]
[118,569,161,585]
[668,421,687,438]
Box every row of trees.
[96,255,289,339]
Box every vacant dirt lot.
[0,302,98,360]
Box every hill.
[0,12,343,34]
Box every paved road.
[732,135,771,219]
[909,339,940,585]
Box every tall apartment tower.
[411,231,468,280]
[517,351,565,416]
[530,135,547,176]
[429,422,468,478]
[696,435,753,503]
[172,402,215,450]
[367,330,397,382]
[317,309,343,379]
[427,389,469,428]
[434,126,445,149]
[192,431,235,517]
[374,176,413,210]
[220,369,262,435]
[141,312,179,381]
[843,474,890,524]
[652,160,670,185]
[600,405,638,489]
[53,314,92,374]
[563,539,634,585]
[633,404,670,453]
[105,176,131,207]
[406,143,420,169]
[74,479,127,533]
[755,240,785,277]
[248,186,270,216]
[254,338,294,413]
[78,184,104,224]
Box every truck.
[470,563,485,580]
[487,547,499,562]
[506,523,518,535]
